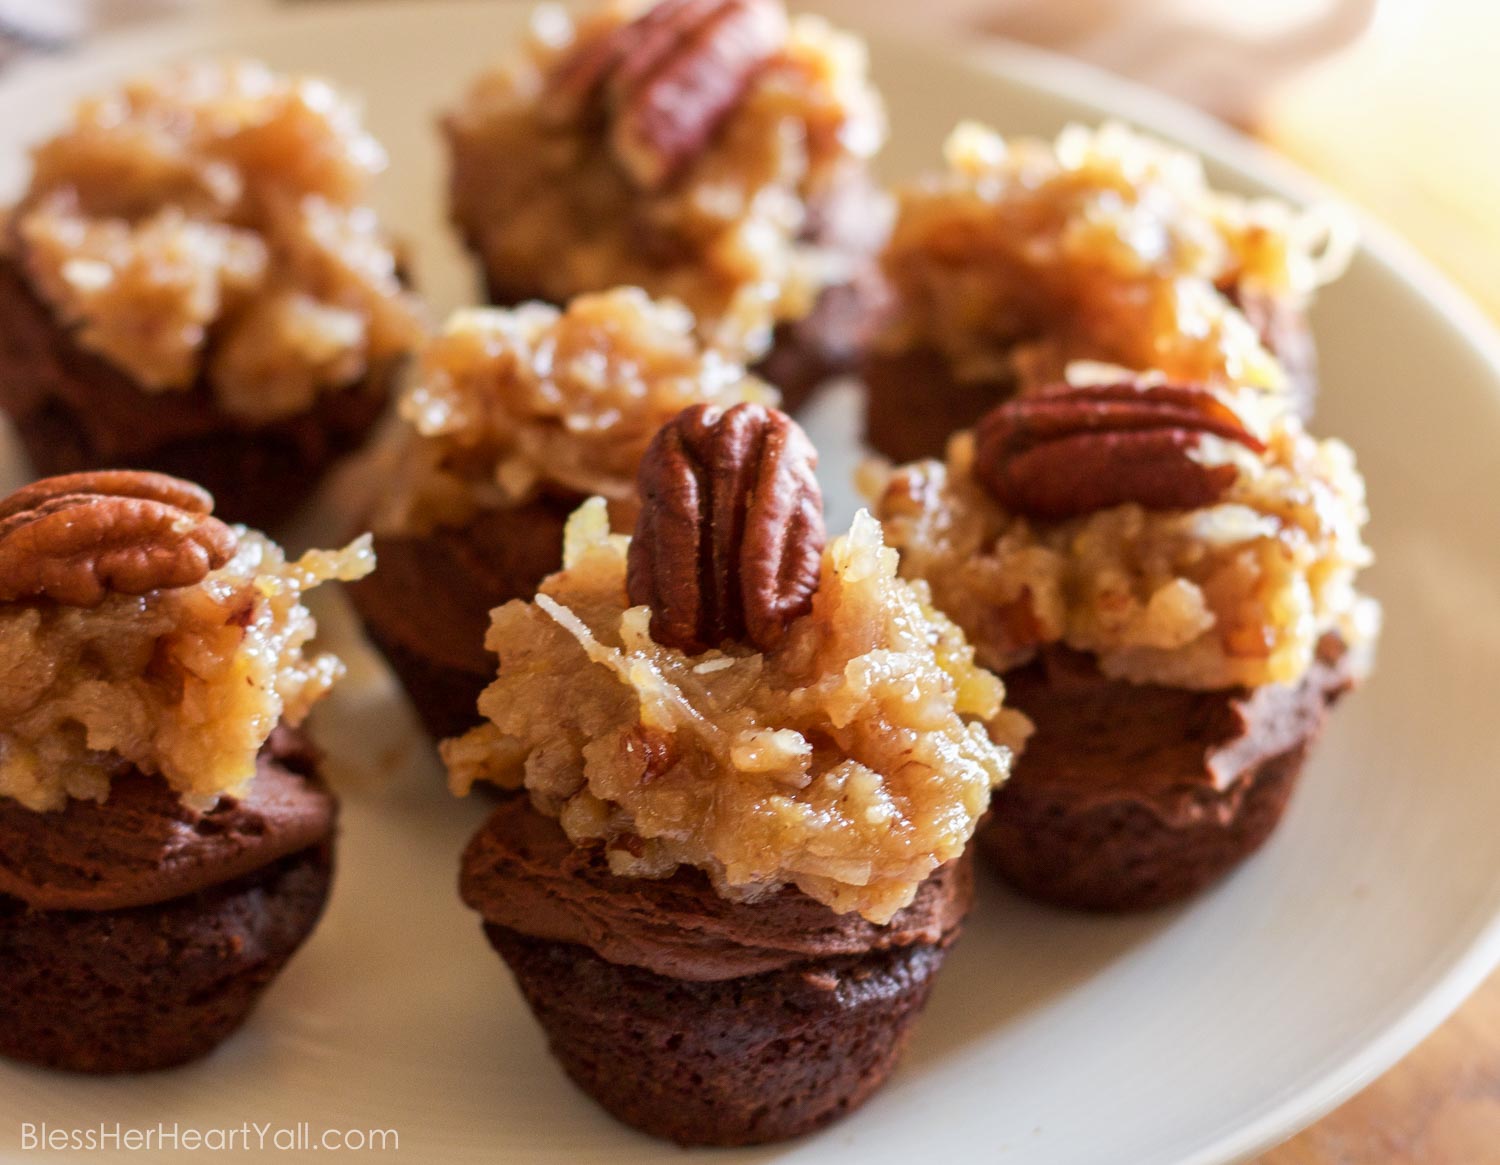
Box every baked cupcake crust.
[0,846,332,1074]
[489,924,949,1146]
[0,728,337,1074]
[464,797,967,1145]
[978,638,1354,911]
[348,500,572,741]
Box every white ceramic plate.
[2,4,1498,1163]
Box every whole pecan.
[628,402,824,653]
[0,471,238,607]
[973,383,1266,521]
[547,0,789,189]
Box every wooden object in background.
[1259,968,1500,1162]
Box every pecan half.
[628,402,824,653]
[973,383,1267,521]
[0,471,238,607]
[548,0,789,189]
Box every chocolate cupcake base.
[979,640,1353,912]
[0,845,332,1074]
[752,267,891,415]
[348,500,571,741]
[0,256,392,532]
[0,727,338,1074]
[357,617,497,745]
[489,926,947,1146]
[461,798,970,1144]
[979,739,1306,913]
[862,347,1007,463]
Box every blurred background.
[1,0,1494,321]
[0,1,1494,1161]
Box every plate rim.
[2,4,1499,1163]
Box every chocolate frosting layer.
[460,798,972,982]
[0,726,336,912]
[1002,635,1354,828]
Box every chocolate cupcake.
[445,403,1019,1144]
[873,378,1380,911]
[348,288,776,740]
[443,0,892,409]
[863,122,1353,462]
[0,61,423,530]
[0,470,372,1072]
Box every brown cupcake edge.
[460,797,974,982]
[978,739,1309,913]
[488,924,951,1146]
[861,346,1007,464]
[0,844,333,1074]
[346,501,572,742]
[979,644,1354,913]
[462,799,970,1144]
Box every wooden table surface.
[1257,972,1500,1161]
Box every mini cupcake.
[0,470,371,1072]
[873,377,1379,911]
[443,0,891,408]
[446,403,1020,1144]
[347,288,777,741]
[0,61,424,530]
[864,121,1352,462]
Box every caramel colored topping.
[15,60,421,420]
[444,502,1018,923]
[0,495,372,812]
[872,389,1377,691]
[880,121,1352,397]
[380,289,776,536]
[445,6,886,360]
